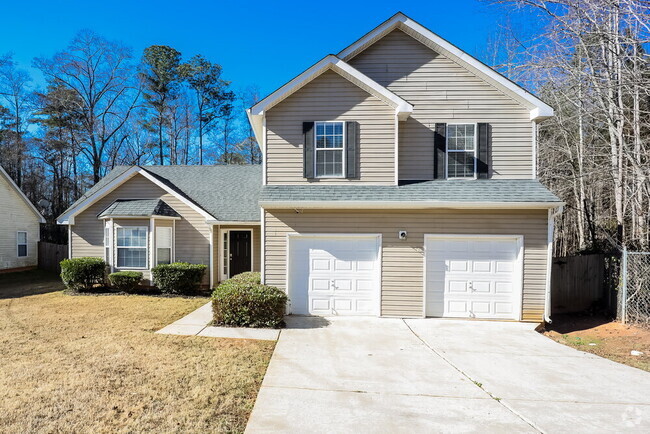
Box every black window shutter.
[434,123,446,179]
[303,122,315,178]
[345,121,358,178]
[477,123,490,179]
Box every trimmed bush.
[229,271,261,285]
[60,257,106,291]
[212,277,288,328]
[151,262,207,294]
[108,271,143,292]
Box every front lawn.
[543,314,650,372]
[0,270,274,433]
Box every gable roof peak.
[338,12,553,121]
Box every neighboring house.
[59,12,563,322]
[0,165,45,272]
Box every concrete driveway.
[246,317,650,433]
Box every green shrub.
[60,257,106,291]
[212,278,288,328]
[108,271,143,292]
[151,262,207,294]
[229,271,261,285]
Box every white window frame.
[219,228,254,282]
[155,226,174,266]
[314,121,346,179]
[115,225,149,270]
[16,231,27,257]
[445,123,477,180]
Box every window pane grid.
[315,121,344,177]
[17,232,27,257]
[116,227,147,268]
[447,124,476,178]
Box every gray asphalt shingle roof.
[61,165,263,222]
[259,180,561,204]
[98,199,180,218]
[61,166,560,223]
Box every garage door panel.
[448,280,468,293]
[289,236,380,316]
[356,279,374,292]
[311,279,330,292]
[472,281,491,293]
[471,301,491,314]
[334,259,353,271]
[426,236,522,320]
[311,258,331,271]
[495,261,515,273]
[472,260,491,272]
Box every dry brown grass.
[0,270,275,433]
[543,314,650,372]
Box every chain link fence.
[619,250,650,327]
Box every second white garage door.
[288,235,381,316]
[425,235,523,320]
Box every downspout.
[544,205,563,323]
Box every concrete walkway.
[246,317,650,433]
[156,302,279,341]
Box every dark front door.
[229,230,252,278]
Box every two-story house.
[58,13,562,322]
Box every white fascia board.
[135,169,214,221]
[0,165,46,223]
[57,166,216,225]
[249,55,412,119]
[338,12,554,120]
[259,200,565,210]
[246,108,264,152]
[57,166,141,225]
[207,220,261,226]
[98,215,181,221]
[247,55,413,150]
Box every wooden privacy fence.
[551,254,605,314]
[38,242,68,274]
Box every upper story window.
[446,124,476,179]
[116,226,148,269]
[315,121,345,178]
[17,231,27,257]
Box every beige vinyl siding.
[265,70,396,185]
[348,29,534,180]
[264,208,548,322]
[70,173,211,285]
[0,174,40,270]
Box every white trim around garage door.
[286,233,383,316]
[423,234,524,321]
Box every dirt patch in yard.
[0,271,274,433]
[542,314,650,372]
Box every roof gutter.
[260,200,565,210]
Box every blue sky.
[0,0,537,96]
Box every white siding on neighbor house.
[348,29,534,180]
[265,70,396,185]
[0,174,40,270]
[264,208,548,322]
[70,173,211,285]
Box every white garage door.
[425,235,523,320]
[288,235,380,316]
